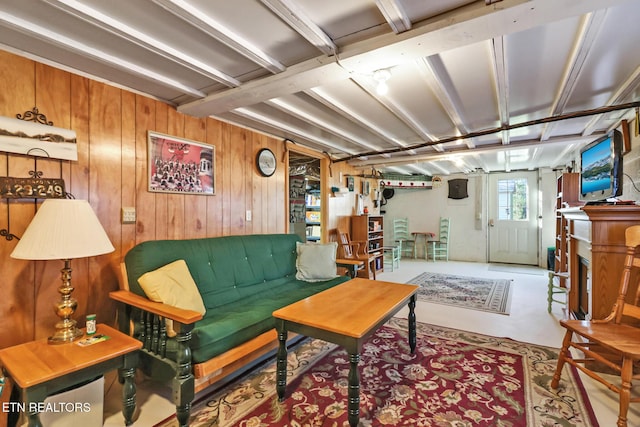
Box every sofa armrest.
[109,290,203,324]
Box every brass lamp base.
[48,319,84,344]
[48,259,85,345]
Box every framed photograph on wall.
[148,131,215,195]
[362,180,370,196]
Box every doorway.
[289,151,322,243]
[488,171,539,265]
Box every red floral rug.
[156,318,598,427]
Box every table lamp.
[10,199,115,344]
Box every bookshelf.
[351,215,384,276]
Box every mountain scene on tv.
[582,155,611,193]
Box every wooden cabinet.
[351,215,384,276]
[560,205,640,320]
[553,173,581,288]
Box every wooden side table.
[0,324,141,427]
[411,231,435,259]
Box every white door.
[488,171,539,264]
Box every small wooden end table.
[273,278,418,427]
[0,324,141,427]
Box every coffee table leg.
[408,294,417,353]
[348,353,360,427]
[275,319,288,401]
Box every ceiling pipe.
[334,100,640,163]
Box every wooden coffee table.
[0,324,141,427]
[272,278,418,427]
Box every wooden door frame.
[285,142,329,242]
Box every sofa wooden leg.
[173,324,195,426]
[175,403,192,427]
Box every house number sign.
[0,176,66,199]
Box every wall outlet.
[246,210,252,221]
[122,207,136,224]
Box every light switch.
[122,207,136,224]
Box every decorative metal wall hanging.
[1,108,70,241]
[0,107,78,161]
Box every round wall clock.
[256,148,277,177]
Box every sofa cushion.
[189,275,349,363]
[295,242,338,282]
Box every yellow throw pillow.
[138,259,206,336]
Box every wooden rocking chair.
[551,225,640,427]
[335,229,377,280]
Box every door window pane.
[497,178,528,220]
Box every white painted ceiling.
[2,0,639,176]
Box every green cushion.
[190,275,348,363]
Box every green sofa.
[110,233,349,427]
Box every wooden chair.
[430,217,450,261]
[336,229,376,279]
[547,271,569,315]
[392,218,415,259]
[551,225,640,427]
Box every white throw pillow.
[295,241,339,282]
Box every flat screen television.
[579,129,623,202]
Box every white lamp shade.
[10,199,115,260]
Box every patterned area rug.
[408,272,513,315]
[155,318,598,427]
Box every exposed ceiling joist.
[540,9,607,141]
[0,10,208,97]
[350,74,438,146]
[375,0,412,34]
[304,87,414,152]
[43,0,243,87]
[259,0,337,56]
[582,64,640,136]
[152,0,286,74]
[416,56,473,148]
[267,98,384,152]
[489,36,510,145]
[231,107,356,154]
[179,0,629,117]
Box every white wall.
[381,167,571,267]
[382,173,492,264]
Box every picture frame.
[147,131,215,195]
[347,176,355,192]
[362,180,370,196]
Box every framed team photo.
[147,131,215,195]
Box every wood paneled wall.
[0,50,366,348]
[0,50,297,347]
